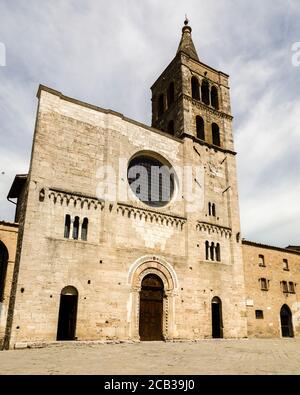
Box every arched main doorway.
[211,296,223,338]
[0,241,8,303]
[280,304,294,338]
[57,286,78,341]
[139,274,164,341]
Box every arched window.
[215,243,221,262]
[210,242,215,261]
[205,241,209,260]
[208,202,212,216]
[167,120,175,135]
[81,217,88,241]
[212,123,221,147]
[64,214,71,238]
[158,94,164,116]
[167,82,175,107]
[73,216,79,240]
[196,116,205,140]
[211,86,219,109]
[212,203,216,217]
[201,79,210,105]
[0,241,8,302]
[191,76,200,100]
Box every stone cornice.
[117,202,186,230]
[44,188,105,210]
[183,94,233,121]
[242,240,300,256]
[0,221,19,229]
[196,221,232,238]
[183,134,237,156]
[180,52,230,78]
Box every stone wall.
[7,85,248,347]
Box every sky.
[0,0,299,247]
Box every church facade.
[0,21,299,349]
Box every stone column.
[129,287,140,341]
[164,290,175,340]
[69,216,74,239]
[78,219,82,241]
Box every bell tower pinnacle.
[151,19,233,153]
[176,17,199,62]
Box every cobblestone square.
[0,339,300,375]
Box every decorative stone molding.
[44,188,105,210]
[183,94,233,121]
[196,221,232,238]
[117,203,186,230]
[128,255,179,291]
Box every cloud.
[236,90,300,246]
[0,0,299,247]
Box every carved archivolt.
[128,255,178,340]
[196,221,232,238]
[117,203,186,230]
[41,188,105,210]
[128,255,179,291]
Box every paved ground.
[0,339,300,375]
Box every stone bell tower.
[151,17,234,153]
[151,19,248,338]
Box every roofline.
[7,174,28,200]
[12,174,27,178]
[150,56,179,90]
[0,221,19,229]
[37,85,183,144]
[242,239,300,256]
[190,55,229,78]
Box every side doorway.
[212,296,223,339]
[280,304,294,338]
[57,286,78,340]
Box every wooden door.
[139,274,164,341]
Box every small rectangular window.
[260,278,268,291]
[255,310,264,319]
[283,259,289,271]
[289,282,295,294]
[258,255,265,267]
[282,281,288,293]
